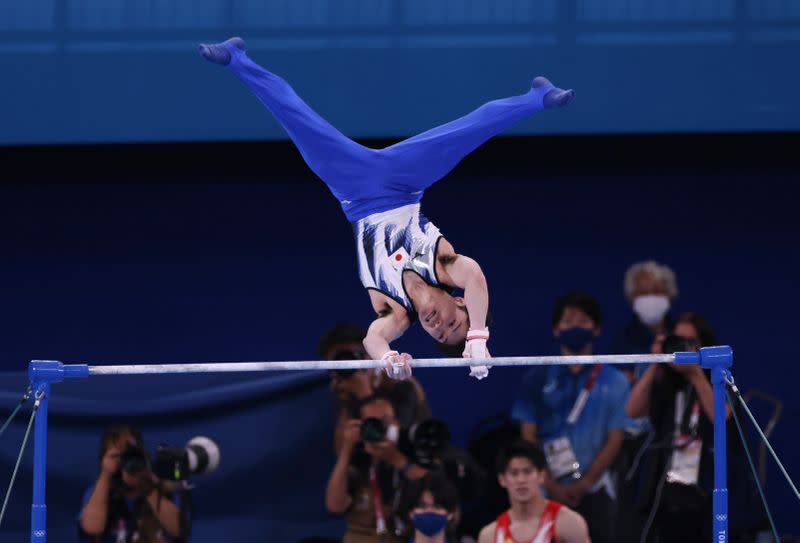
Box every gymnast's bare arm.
[436,238,489,332]
[363,290,412,363]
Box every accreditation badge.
[667,434,702,485]
[543,436,580,480]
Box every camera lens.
[120,443,147,474]
[150,437,221,481]
[360,417,387,442]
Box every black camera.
[360,417,400,443]
[119,442,148,475]
[662,334,696,354]
[408,418,451,467]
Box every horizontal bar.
[86,353,679,375]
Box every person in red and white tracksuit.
[478,441,590,543]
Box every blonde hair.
[623,260,679,302]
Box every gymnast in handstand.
[199,38,574,380]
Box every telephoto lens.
[152,436,221,481]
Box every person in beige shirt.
[319,322,430,454]
[326,395,428,543]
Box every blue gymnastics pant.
[227,47,553,222]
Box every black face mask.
[558,326,594,352]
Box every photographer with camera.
[625,312,748,542]
[320,323,431,453]
[325,394,428,543]
[627,312,730,430]
[79,425,184,543]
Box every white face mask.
[633,294,670,326]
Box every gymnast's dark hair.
[551,291,603,328]
[495,440,547,474]
[399,470,460,519]
[318,322,367,358]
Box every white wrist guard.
[382,350,411,379]
[466,329,490,358]
[466,329,490,380]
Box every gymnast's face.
[417,290,469,345]
[499,457,544,504]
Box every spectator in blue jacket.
[513,291,632,543]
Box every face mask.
[558,326,594,353]
[633,295,670,326]
[412,512,449,537]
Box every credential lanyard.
[369,465,387,535]
[674,389,701,437]
[566,364,602,425]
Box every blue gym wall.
[1,0,800,144]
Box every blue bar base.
[713,488,729,541]
[698,345,733,370]
[27,360,88,543]
[703,346,733,543]
[28,360,89,384]
[674,345,733,369]
[31,504,46,543]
